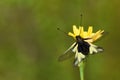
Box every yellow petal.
[68,32,76,38]
[95,30,104,40]
[73,25,79,36]
[79,27,82,35]
[84,39,93,43]
[83,32,88,38]
[87,26,93,36]
[79,26,84,37]
[92,30,104,41]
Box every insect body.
[76,36,90,55]
[59,35,103,66]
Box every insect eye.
[76,36,82,39]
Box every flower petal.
[84,39,93,43]
[83,32,88,38]
[73,25,79,36]
[68,32,76,38]
[79,26,84,37]
[87,26,93,36]
[92,30,104,41]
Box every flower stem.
[78,61,84,80]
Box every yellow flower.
[68,25,104,42]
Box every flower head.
[67,25,104,66]
[68,25,104,43]
[59,25,104,67]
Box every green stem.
[78,61,84,80]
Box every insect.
[58,26,104,66]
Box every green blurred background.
[0,0,119,80]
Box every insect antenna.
[83,38,91,40]
[80,14,83,26]
[57,27,68,36]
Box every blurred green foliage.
[0,0,120,80]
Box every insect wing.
[58,42,77,61]
[74,51,85,66]
[89,43,104,54]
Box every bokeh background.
[0,0,119,80]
